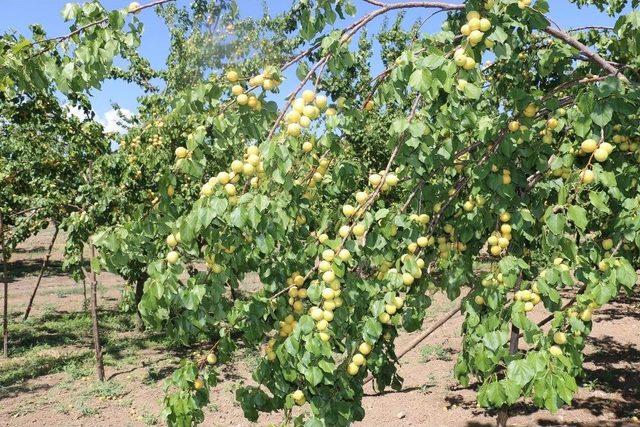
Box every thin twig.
[27,0,176,58]
[364,296,464,386]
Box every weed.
[236,347,261,371]
[54,287,85,298]
[54,402,72,414]
[0,352,91,387]
[419,344,453,362]
[141,411,159,425]
[419,375,438,394]
[118,397,134,408]
[84,380,126,399]
[77,401,99,417]
[63,359,92,379]
[40,303,58,317]
[223,381,239,394]
[9,405,36,417]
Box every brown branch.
[265,56,329,142]
[6,206,46,217]
[88,243,105,381]
[533,238,623,333]
[28,0,176,58]
[270,95,423,300]
[497,321,520,426]
[282,43,322,71]
[568,26,614,32]
[364,296,463,386]
[282,0,459,72]
[400,180,425,213]
[542,26,628,83]
[362,0,387,6]
[524,283,588,336]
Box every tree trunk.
[497,323,520,427]
[134,273,147,332]
[89,243,105,381]
[23,224,59,321]
[82,277,88,310]
[1,214,8,357]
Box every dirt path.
[0,228,638,426]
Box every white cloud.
[65,104,89,120]
[64,104,133,134]
[101,108,132,134]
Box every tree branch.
[364,296,464,386]
[542,26,628,83]
[28,0,176,57]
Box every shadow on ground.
[0,309,179,392]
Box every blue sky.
[1,0,631,127]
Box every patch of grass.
[40,303,58,317]
[10,311,94,356]
[54,287,86,298]
[6,259,65,279]
[425,299,457,317]
[103,351,139,368]
[236,347,261,371]
[63,359,93,379]
[581,378,602,391]
[118,397,134,408]
[223,381,239,394]
[141,411,159,425]
[54,402,72,414]
[0,351,91,388]
[2,307,171,386]
[144,364,176,384]
[8,404,37,418]
[76,401,99,417]
[1,300,178,390]
[419,344,453,362]
[84,380,126,399]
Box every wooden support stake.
[23,224,59,321]
[497,323,520,427]
[1,214,8,357]
[88,243,105,381]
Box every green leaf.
[422,54,446,70]
[501,378,522,404]
[482,330,508,352]
[296,62,310,81]
[390,117,409,135]
[90,257,102,274]
[590,103,612,127]
[567,205,587,231]
[589,191,611,213]
[615,261,637,288]
[363,317,382,342]
[546,213,565,235]
[305,366,323,386]
[506,359,536,387]
[463,82,481,100]
[409,69,430,92]
[298,315,314,334]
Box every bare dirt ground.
[0,227,638,426]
